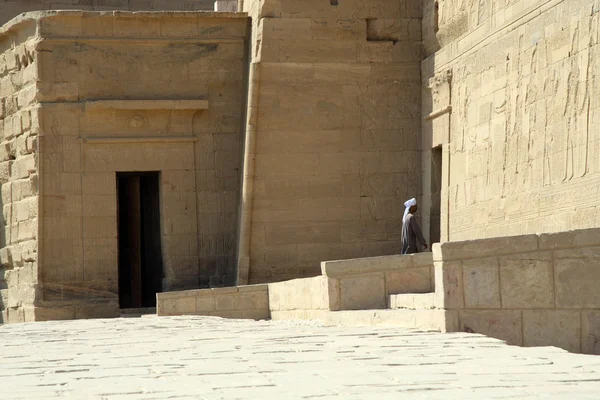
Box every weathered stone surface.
[386,267,432,294]
[320,254,434,297]
[0,1,215,27]
[581,311,600,355]
[321,254,414,277]
[555,258,600,308]
[540,229,600,250]
[499,252,554,309]
[1,0,600,340]
[163,296,196,315]
[239,0,423,285]
[462,258,500,309]
[33,307,75,321]
[459,310,523,346]
[157,285,270,320]
[74,305,120,320]
[268,276,339,312]
[434,236,539,261]
[389,293,435,309]
[1,10,249,320]
[339,273,385,310]
[434,261,463,309]
[2,316,600,398]
[197,296,216,312]
[523,310,581,353]
[215,294,235,310]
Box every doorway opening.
[117,172,163,309]
[430,147,442,244]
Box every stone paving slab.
[1,316,600,399]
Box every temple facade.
[1,0,600,325]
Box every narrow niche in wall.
[117,172,164,309]
[330,0,339,5]
[430,147,443,245]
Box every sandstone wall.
[0,19,40,323]
[0,11,250,320]
[321,253,434,310]
[0,0,214,27]
[238,0,423,285]
[433,228,600,354]
[157,284,269,319]
[423,0,600,241]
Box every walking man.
[401,198,428,254]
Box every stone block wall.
[433,228,600,354]
[0,19,40,323]
[322,253,434,310]
[422,0,600,241]
[0,0,215,27]
[266,253,448,331]
[268,253,434,319]
[268,276,339,316]
[1,11,250,321]
[238,0,424,285]
[157,284,269,320]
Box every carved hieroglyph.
[425,0,600,241]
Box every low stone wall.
[268,253,434,319]
[322,253,434,310]
[156,254,435,323]
[32,301,120,322]
[268,276,339,314]
[434,228,600,354]
[157,285,269,320]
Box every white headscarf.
[403,198,417,221]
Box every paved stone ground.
[1,316,600,399]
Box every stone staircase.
[265,252,455,332]
[318,288,447,331]
[157,227,600,354]
[157,252,448,331]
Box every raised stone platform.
[157,227,600,355]
[157,284,269,320]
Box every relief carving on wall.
[426,69,453,121]
[14,46,34,70]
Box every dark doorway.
[117,172,163,309]
[430,147,442,244]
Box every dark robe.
[401,213,426,254]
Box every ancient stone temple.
[0,7,249,320]
[1,0,599,354]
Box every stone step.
[326,309,449,331]
[270,308,456,332]
[120,307,157,318]
[389,293,435,310]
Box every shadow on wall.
[423,0,442,56]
